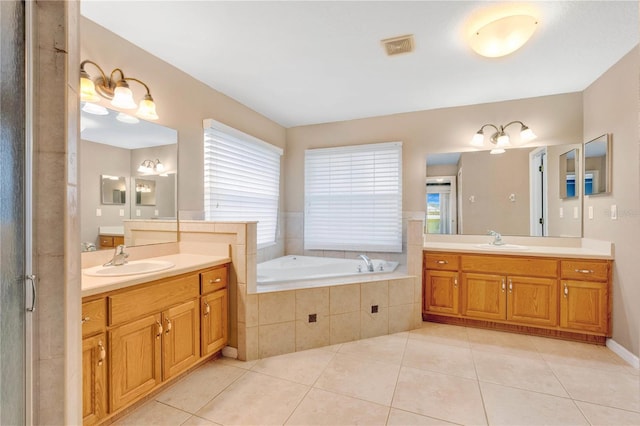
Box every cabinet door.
[461,273,506,320]
[163,299,201,380]
[424,270,459,315]
[201,289,228,356]
[82,333,107,425]
[560,280,608,334]
[507,276,558,326]
[110,314,162,411]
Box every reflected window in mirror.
[559,149,578,199]
[426,176,457,234]
[584,134,611,196]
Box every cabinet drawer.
[201,265,228,294]
[99,236,114,248]
[109,274,199,326]
[560,260,609,281]
[461,255,557,278]
[424,252,459,271]
[82,298,107,337]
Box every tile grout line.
[384,331,410,425]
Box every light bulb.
[111,81,137,109]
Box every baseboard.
[606,338,640,369]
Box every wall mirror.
[584,134,611,196]
[559,149,578,199]
[80,105,178,250]
[100,175,126,204]
[426,144,583,238]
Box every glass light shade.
[80,75,100,102]
[111,84,137,109]
[155,161,165,173]
[137,95,159,120]
[81,102,108,115]
[469,14,538,58]
[490,148,506,154]
[137,162,152,173]
[471,132,485,147]
[520,127,536,142]
[496,132,510,146]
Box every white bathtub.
[257,255,400,285]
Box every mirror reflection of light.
[82,102,109,115]
[116,112,140,124]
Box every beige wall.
[583,46,640,356]
[285,92,583,214]
[80,18,287,216]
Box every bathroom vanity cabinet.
[423,251,612,343]
[81,263,229,425]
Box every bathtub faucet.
[358,254,374,272]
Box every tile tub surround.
[115,323,640,426]
[249,277,418,359]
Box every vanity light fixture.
[135,183,152,193]
[137,159,165,174]
[80,60,159,120]
[471,121,536,154]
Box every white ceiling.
[81,1,639,128]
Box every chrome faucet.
[358,254,374,272]
[103,244,129,266]
[487,230,505,246]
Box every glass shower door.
[0,0,27,424]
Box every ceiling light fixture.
[80,60,159,120]
[467,12,538,58]
[471,121,536,154]
[137,159,165,174]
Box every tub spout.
[358,254,374,272]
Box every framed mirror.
[100,175,126,204]
[559,149,578,199]
[80,105,178,250]
[584,134,611,196]
[426,144,583,238]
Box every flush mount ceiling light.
[471,121,536,154]
[137,159,165,174]
[80,60,159,120]
[465,4,539,58]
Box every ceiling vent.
[381,34,414,56]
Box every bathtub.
[257,255,400,285]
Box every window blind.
[304,141,402,252]
[203,120,282,246]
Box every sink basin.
[83,260,175,277]
[474,243,529,251]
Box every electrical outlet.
[154,209,159,216]
[308,314,317,323]
[588,206,593,219]
[611,205,617,220]
[96,208,102,217]
[573,206,579,219]
[371,305,378,314]
[119,209,125,217]
[559,207,564,218]
[136,209,141,217]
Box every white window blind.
[203,120,282,246]
[304,141,402,252]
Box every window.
[203,119,282,246]
[304,141,402,252]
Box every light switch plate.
[588,206,594,219]
[136,209,141,217]
[559,207,564,218]
[96,208,102,217]
[154,209,159,216]
[611,205,617,220]
[573,206,579,219]
[119,209,125,217]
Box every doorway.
[529,147,548,236]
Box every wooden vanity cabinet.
[423,251,611,343]
[200,264,229,357]
[82,298,107,426]
[99,234,124,249]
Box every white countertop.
[423,239,613,259]
[82,253,230,297]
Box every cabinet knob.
[210,278,222,284]
[98,340,105,366]
[203,301,211,316]
[574,269,594,274]
[156,320,163,338]
[81,316,91,324]
[165,318,172,334]
[501,278,506,292]
[563,282,569,298]
[454,277,458,287]
[508,279,513,293]
[435,260,448,265]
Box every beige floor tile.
[575,401,640,425]
[473,350,568,397]
[480,382,589,425]
[314,353,400,405]
[386,408,458,425]
[402,338,476,379]
[318,342,343,352]
[285,388,389,425]
[531,336,631,373]
[338,333,407,365]
[549,363,640,412]
[217,356,257,370]
[392,366,486,425]
[195,371,309,425]
[466,327,540,358]
[251,348,335,385]
[408,323,470,348]
[180,415,222,425]
[112,400,191,426]
[155,361,247,413]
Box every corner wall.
[583,46,640,357]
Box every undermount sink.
[474,243,530,251]
[83,260,175,277]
